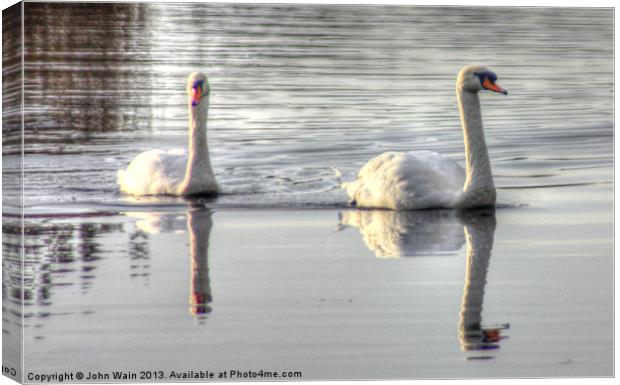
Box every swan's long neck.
[179,99,218,195]
[456,89,496,208]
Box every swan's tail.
[331,165,345,187]
[117,169,124,185]
[331,165,358,207]
[117,169,129,193]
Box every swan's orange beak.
[482,78,508,95]
[191,85,203,106]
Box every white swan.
[339,65,507,210]
[117,72,219,196]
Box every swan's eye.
[191,79,208,106]
[192,79,208,95]
[474,71,498,85]
[193,79,204,88]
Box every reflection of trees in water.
[2,215,124,311]
[21,3,153,154]
[2,215,23,381]
[128,230,150,281]
[4,207,215,331]
[3,217,24,305]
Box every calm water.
[2,2,613,381]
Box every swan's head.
[187,72,210,107]
[458,65,507,95]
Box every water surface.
[2,3,613,381]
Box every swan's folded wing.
[398,150,465,208]
[405,150,465,191]
[345,151,465,210]
[118,149,188,195]
[346,151,415,209]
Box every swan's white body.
[117,72,219,196]
[343,150,465,210]
[341,65,506,210]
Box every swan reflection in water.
[338,208,508,355]
[456,210,509,356]
[337,209,465,258]
[126,205,213,322]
